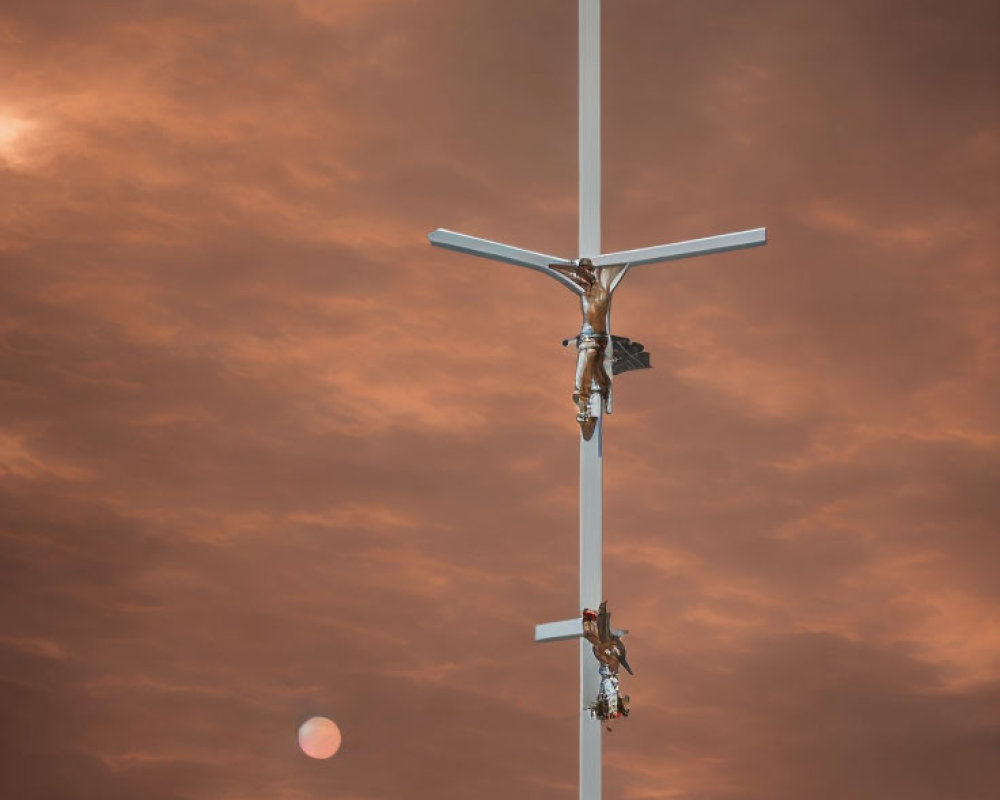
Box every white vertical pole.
[579,2,602,800]
[579,412,603,800]
[579,0,601,259]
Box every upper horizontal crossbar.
[428,226,767,289]
[427,229,582,294]
[591,227,767,268]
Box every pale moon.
[298,716,342,759]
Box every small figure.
[550,259,627,438]
[582,601,633,725]
[582,601,633,676]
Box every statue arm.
[547,263,586,290]
[597,602,612,641]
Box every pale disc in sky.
[297,716,342,759]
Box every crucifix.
[427,2,766,798]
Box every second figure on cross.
[582,601,632,726]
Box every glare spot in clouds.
[0,113,31,163]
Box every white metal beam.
[579,3,603,798]
[579,0,601,259]
[427,229,581,294]
[580,405,603,800]
[535,618,584,643]
[591,227,767,268]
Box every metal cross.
[427,2,766,798]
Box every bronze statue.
[582,601,632,725]
[582,601,633,676]
[549,259,628,439]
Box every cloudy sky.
[1,0,998,797]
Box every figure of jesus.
[549,259,626,437]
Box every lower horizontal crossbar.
[534,617,584,642]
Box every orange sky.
[1,1,998,798]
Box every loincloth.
[577,332,609,351]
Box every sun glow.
[0,114,32,162]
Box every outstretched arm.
[547,263,587,292]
